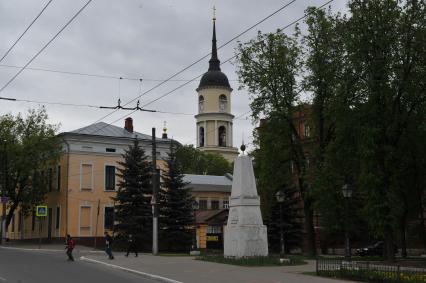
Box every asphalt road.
[0,248,159,283]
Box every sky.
[0,0,348,149]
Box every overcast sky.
[0,0,348,149]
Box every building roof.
[195,209,228,224]
[184,174,232,192]
[63,122,153,140]
[198,19,231,90]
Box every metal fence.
[316,258,426,283]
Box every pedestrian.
[104,231,114,259]
[65,234,75,261]
[125,234,138,257]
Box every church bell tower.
[195,11,239,163]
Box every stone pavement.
[82,252,357,283]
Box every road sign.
[0,197,8,204]
[36,205,48,217]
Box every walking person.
[104,231,114,259]
[65,234,75,261]
[125,234,138,257]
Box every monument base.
[224,225,268,258]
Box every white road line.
[0,246,63,252]
[80,256,183,283]
[0,276,6,281]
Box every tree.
[113,139,152,249]
[175,145,232,175]
[159,142,194,252]
[236,29,318,256]
[0,108,61,230]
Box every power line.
[88,0,299,127]
[0,0,54,63]
[0,0,94,93]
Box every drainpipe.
[63,139,70,238]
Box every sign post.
[36,205,48,249]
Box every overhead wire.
[0,0,94,93]
[0,0,54,63]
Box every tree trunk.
[5,201,18,230]
[303,198,317,257]
[400,196,408,258]
[384,227,395,262]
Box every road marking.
[0,246,63,252]
[80,256,183,283]
[0,276,6,281]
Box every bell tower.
[195,10,239,163]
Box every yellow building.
[195,17,239,163]
[6,117,171,243]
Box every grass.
[196,254,307,266]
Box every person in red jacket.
[65,234,75,261]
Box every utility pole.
[1,140,8,245]
[151,128,158,255]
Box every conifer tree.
[114,139,152,247]
[159,142,194,252]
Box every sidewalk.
[82,252,356,283]
[0,242,104,256]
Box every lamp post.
[0,140,7,245]
[191,200,199,251]
[342,183,353,261]
[275,190,285,258]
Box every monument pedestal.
[224,155,268,258]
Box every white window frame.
[80,162,94,191]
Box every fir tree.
[159,142,194,252]
[114,139,152,248]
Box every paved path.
[0,247,158,283]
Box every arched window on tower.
[218,126,226,147]
[199,95,204,113]
[219,95,227,112]
[199,127,205,147]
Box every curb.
[80,256,183,283]
[0,246,63,252]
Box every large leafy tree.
[159,142,194,252]
[175,145,232,175]
[113,139,152,248]
[0,108,61,230]
[236,29,319,256]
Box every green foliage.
[113,139,152,248]
[0,108,61,228]
[197,255,306,266]
[159,142,194,252]
[175,145,231,175]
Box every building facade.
[6,118,171,243]
[195,17,238,163]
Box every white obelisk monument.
[224,147,268,258]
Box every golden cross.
[213,6,216,21]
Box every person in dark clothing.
[125,234,138,257]
[104,231,114,259]
[65,234,75,261]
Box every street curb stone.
[80,256,184,283]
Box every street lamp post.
[191,200,199,251]
[0,140,7,245]
[275,190,285,258]
[342,183,353,261]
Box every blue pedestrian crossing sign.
[36,205,48,217]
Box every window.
[211,200,219,210]
[218,126,226,147]
[199,200,208,210]
[106,148,116,153]
[104,207,114,230]
[207,225,222,233]
[56,207,60,229]
[198,95,204,113]
[48,168,53,192]
[304,124,310,138]
[81,164,93,190]
[105,166,116,191]
[199,127,205,147]
[223,200,229,209]
[57,165,61,191]
[79,206,91,236]
[219,95,227,112]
